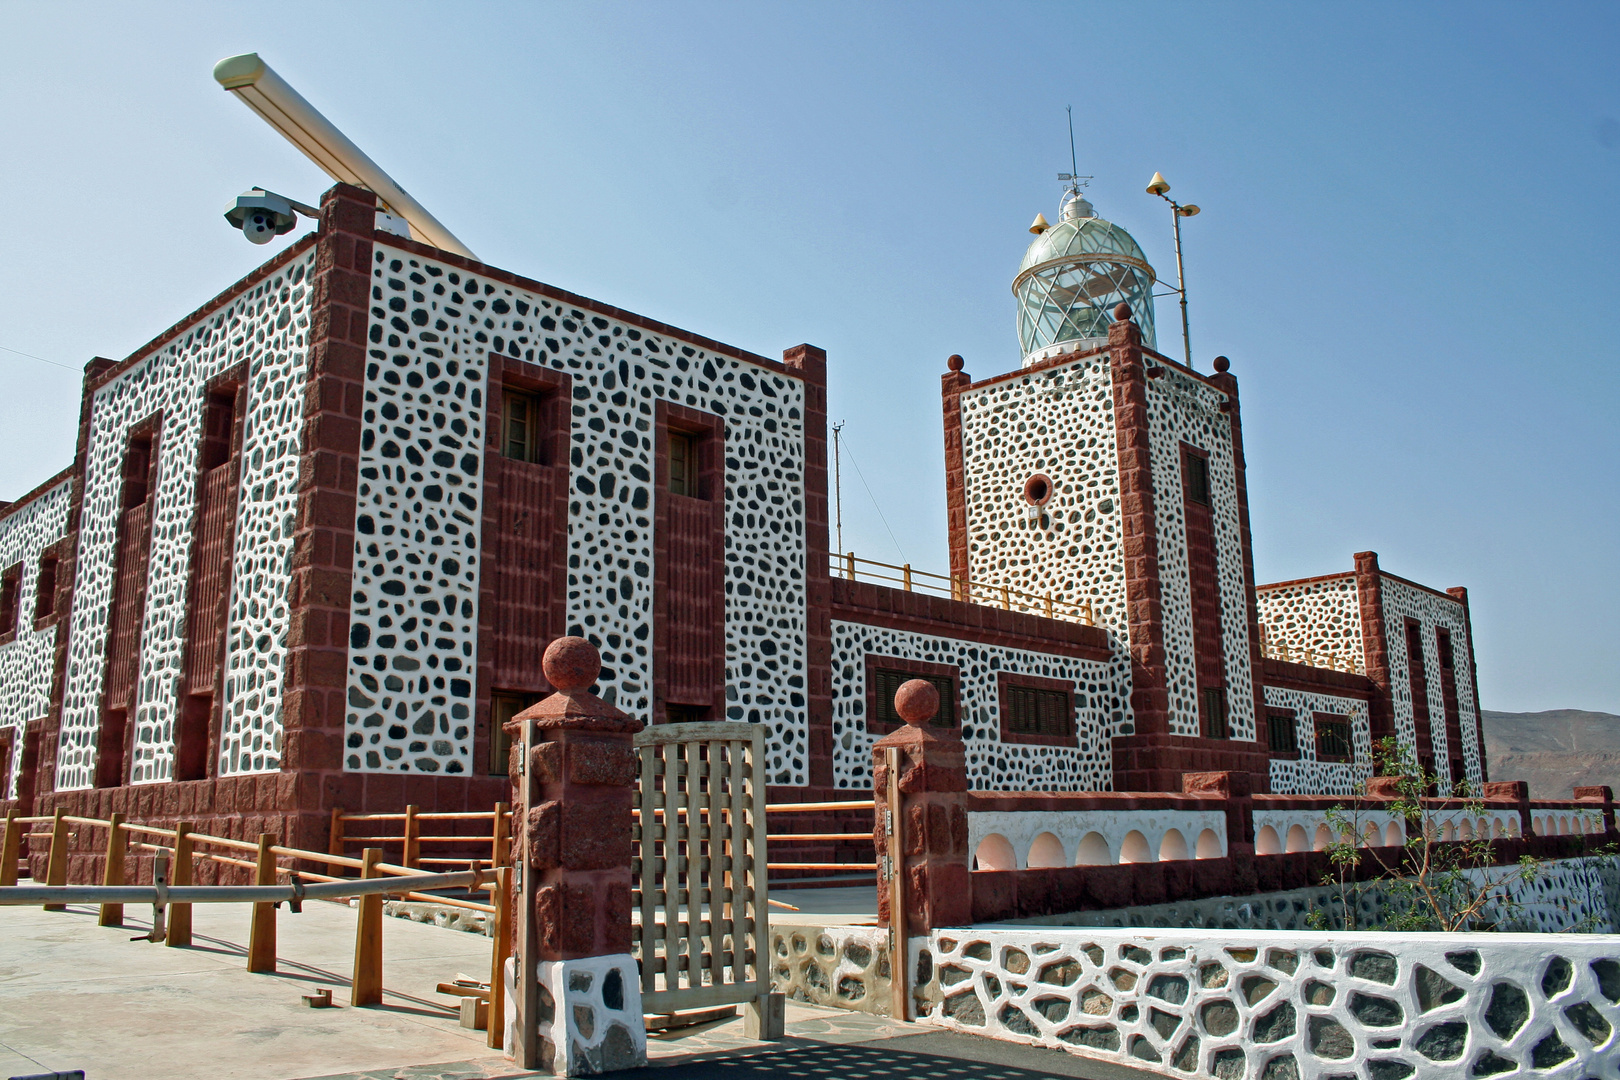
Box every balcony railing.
[829,551,1096,627]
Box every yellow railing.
[1259,634,1365,676]
[831,552,1096,627]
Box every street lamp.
[1146,172,1200,367]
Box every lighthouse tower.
[942,187,1270,791]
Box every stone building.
[0,180,1483,852]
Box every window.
[1267,709,1299,755]
[502,389,544,463]
[1315,713,1352,762]
[123,432,155,509]
[198,389,236,470]
[668,431,698,496]
[869,664,957,732]
[1202,687,1228,739]
[0,564,19,638]
[489,691,542,776]
[664,703,711,725]
[1005,685,1073,739]
[33,553,57,625]
[1183,449,1210,506]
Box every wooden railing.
[2,807,511,1047]
[831,552,1096,626]
[1257,626,1365,674]
[764,799,877,876]
[328,803,511,871]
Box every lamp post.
[1146,172,1199,367]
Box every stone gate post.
[505,637,646,1075]
[873,679,970,934]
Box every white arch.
[1195,828,1222,859]
[1441,822,1455,842]
[1459,820,1475,841]
[1256,825,1282,856]
[1159,829,1190,862]
[1364,822,1381,847]
[1492,818,1506,839]
[1385,822,1403,847]
[1120,830,1153,864]
[975,834,1016,872]
[1076,831,1112,866]
[1478,818,1489,838]
[1560,816,1571,836]
[1028,832,1066,869]
[1313,824,1333,851]
[1286,824,1310,853]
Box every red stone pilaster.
[782,344,833,789]
[1484,780,1533,838]
[1574,786,1616,837]
[281,183,376,847]
[1208,358,1270,793]
[872,679,970,933]
[1447,585,1488,783]
[1354,551,1396,762]
[941,355,972,585]
[1182,770,1256,894]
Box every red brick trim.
[960,340,1225,396]
[1106,317,1171,746]
[863,654,960,736]
[278,183,376,836]
[652,399,726,723]
[1354,551,1395,753]
[996,671,1078,748]
[1448,586,1488,782]
[86,237,321,396]
[1111,732,1270,794]
[830,577,1113,662]
[0,466,75,524]
[941,362,972,584]
[782,345,833,788]
[0,561,21,645]
[474,356,572,776]
[1256,571,1357,593]
[372,235,790,377]
[1260,657,1376,699]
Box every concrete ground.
[0,884,1151,1080]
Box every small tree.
[1307,738,1543,932]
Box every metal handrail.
[1258,638,1365,675]
[0,869,487,907]
[830,551,1096,627]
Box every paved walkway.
[0,887,1151,1080]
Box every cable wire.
[837,431,907,564]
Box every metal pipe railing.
[0,869,487,907]
[831,551,1097,627]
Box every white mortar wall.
[1143,368,1254,740]
[1256,574,1364,671]
[829,619,1123,791]
[55,254,315,790]
[1380,577,1480,792]
[1262,685,1372,797]
[347,246,809,781]
[0,480,71,799]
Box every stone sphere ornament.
[894,679,940,727]
[542,636,600,693]
[1112,301,1134,323]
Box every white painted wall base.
[503,954,646,1076]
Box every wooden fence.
[1,807,511,1049]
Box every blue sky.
[1,2,1615,713]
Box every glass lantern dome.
[1013,191,1157,364]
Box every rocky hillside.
[1482,709,1620,800]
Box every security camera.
[224,188,319,245]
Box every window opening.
[668,431,698,496]
[871,666,956,730]
[0,565,19,638]
[1315,714,1352,762]
[1004,684,1072,738]
[123,432,155,509]
[490,691,543,776]
[1267,709,1298,754]
[33,554,58,624]
[199,389,237,471]
[1183,450,1210,506]
[1202,686,1228,739]
[502,389,548,464]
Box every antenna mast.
[832,421,845,556]
[1057,106,1093,201]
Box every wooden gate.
[632,721,768,1015]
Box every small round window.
[1023,474,1053,506]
